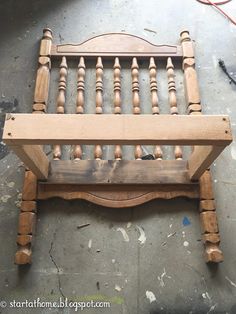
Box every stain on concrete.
[0,99,18,160]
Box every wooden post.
[114,57,122,160]
[149,57,163,160]
[74,57,86,160]
[180,30,223,263]
[166,57,183,160]
[53,56,68,160]
[94,57,103,160]
[131,57,142,159]
[33,28,52,113]
[15,28,52,265]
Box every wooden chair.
[3,29,232,265]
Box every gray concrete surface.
[0,0,236,313]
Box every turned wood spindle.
[149,57,163,160]
[15,28,53,265]
[180,30,223,263]
[166,57,182,160]
[94,57,103,160]
[74,57,86,160]
[113,57,122,160]
[53,56,68,160]
[131,57,142,159]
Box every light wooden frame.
[2,29,233,265]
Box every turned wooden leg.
[15,170,37,265]
[199,170,223,263]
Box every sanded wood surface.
[45,160,196,185]
[8,145,49,180]
[37,185,199,207]
[3,114,232,146]
[51,33,182,58]
[188,145,226,180]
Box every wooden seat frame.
[3,29,232,265]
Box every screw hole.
[225,130,228,134]
[223,118,226,121]
[7,132,11,136]
[11,117,15,120]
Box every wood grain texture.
[37,185,199,207]
[167,57,183,160]
[45,160,196,185]
[21,201,37,212]
[149,57,163,160]
[114,57,122,160]
[18,212,36,235]
[9,144,49,180]
[22,171,37,201]
[188,145,226,180]
[181,30,223,263]
[51,33,182,58]
[3,114,232,146]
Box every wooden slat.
[3,114,232,146]
[50,33,183,58]
[45,160,195,185]
[188,145,225,180]
[8,145,49,180]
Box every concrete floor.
[0,0,236,313]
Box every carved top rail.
[50,33,182,58]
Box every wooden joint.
[18,212,36,235]
[200,211,219,233]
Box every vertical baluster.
[74,57,86,160]
[53,56,68,160]
[131,57,142,159]
[113,57,122,160]
[166,57,183,160]
[149,57,163,160]
[94,57,103,159]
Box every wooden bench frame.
[2,29,232,265]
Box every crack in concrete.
[49,230,66,301]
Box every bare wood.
[94,57,103,160]
[44,160,197,185]
[21,201,37,212]
[34,57,51,105]
[18,212,36,235]
[37,185,199,207]
[51,33,183,58]
[188,145,225,180]
[8,145,49,180]
[17,235,33,246]
[74,57,86,160]
[3,114,232,146]
[181,31,224,263]
[113,57,122,159]
[149,57,163,159]
[22,171,37,201]
[202,233,220,244]
[15,248,32,265]
[53,56,68,160]
[200,200,216,212]
[200,211,219,233]
[167,57,183,160]
[32,103,46,112]
[40,28,52,56]
[131,58,142,158]
[131,57,142,159]
[199,170,214,200]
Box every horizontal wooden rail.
[46,160,195,185]
[50,33,183,59]
[3,114,232,145]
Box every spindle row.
[53,56,183,161]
